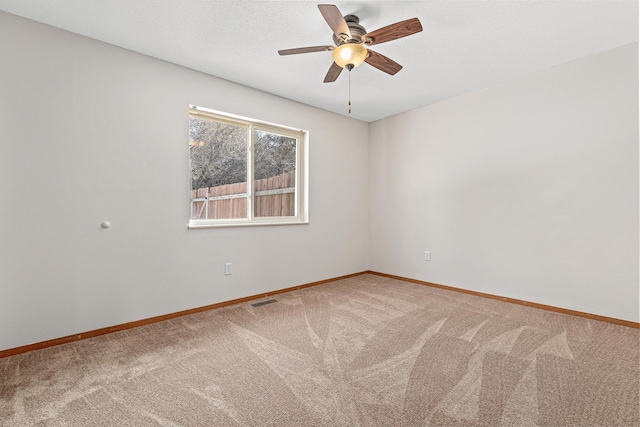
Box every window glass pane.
[253,130,297,217]
[189,116,247,219]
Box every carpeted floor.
[1,274,638,426]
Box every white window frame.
[188,105,308,228]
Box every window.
[188,105,308,228]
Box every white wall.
[1,12,637,352]
[0,12,370,351]
[370,43,639,322]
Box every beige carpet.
[1,274,638,426]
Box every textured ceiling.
[0,1,637,122]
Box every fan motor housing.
[333,15,368,45]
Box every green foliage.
[189,116,297,190]
[254,131,296,181]
[189,117,247,189]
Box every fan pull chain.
[348,69,351,114]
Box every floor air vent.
[251,299,278,307]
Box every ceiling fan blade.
[278,45,334,56]
[318,4,351,39]
[364,17,422,46]
[365,50,403,75]
[323,61,343,83]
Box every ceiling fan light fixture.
[332,43,368,69]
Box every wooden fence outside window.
[190,170,295,219]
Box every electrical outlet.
[225,263,232,275]
[424,251,431,261]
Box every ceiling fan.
[278,4,423,83]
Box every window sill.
[188,220,309,229]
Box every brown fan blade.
[364,17,422,46]
[318,4,350,39]
[278,45,334,56]
[365,50,403,75]
[323,61,343,83]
